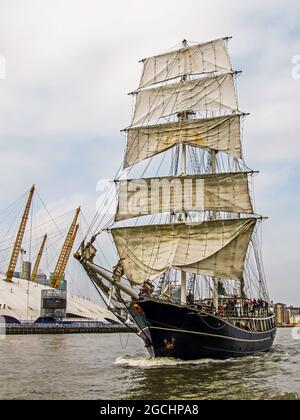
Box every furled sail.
[115,173,253,222]
[139,38,232,89]
[124,114,241,167]
[111,218,256,284]
[132,73,238,126]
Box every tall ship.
[75,37,277,360]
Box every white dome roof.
[0,275,116,322]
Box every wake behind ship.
[76,37,277,360]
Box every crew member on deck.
[139,280,154,297]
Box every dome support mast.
[31,234,47,283]
[50,208,80,289]
[5,185,35,282]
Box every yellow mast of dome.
[31,234,47,283]
[5,185,35,282]
[50,207,80,289]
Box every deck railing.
[198,307,274,319]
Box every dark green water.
[0,328,299,400]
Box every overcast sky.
[0,0,299,305]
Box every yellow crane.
[50,207,80,289]
[31,234,47,282]
[5,185,35,282]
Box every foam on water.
[114,354,233,369]
[114,343,295,369]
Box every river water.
[0,328,299,400]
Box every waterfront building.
[274,303,289,326]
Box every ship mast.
[180,136,187,304]
[211,150,219,313]
[77,37,261,307]
[180,39,188,305]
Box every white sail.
[132,73,238,126]
[111,218,256,285]
[115,173,253,222]
[182,224,254,280]
[139,38,232,89]
[124,114,241,167]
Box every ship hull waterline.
[129,298,277,360]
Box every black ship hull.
[130,298,277,360]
